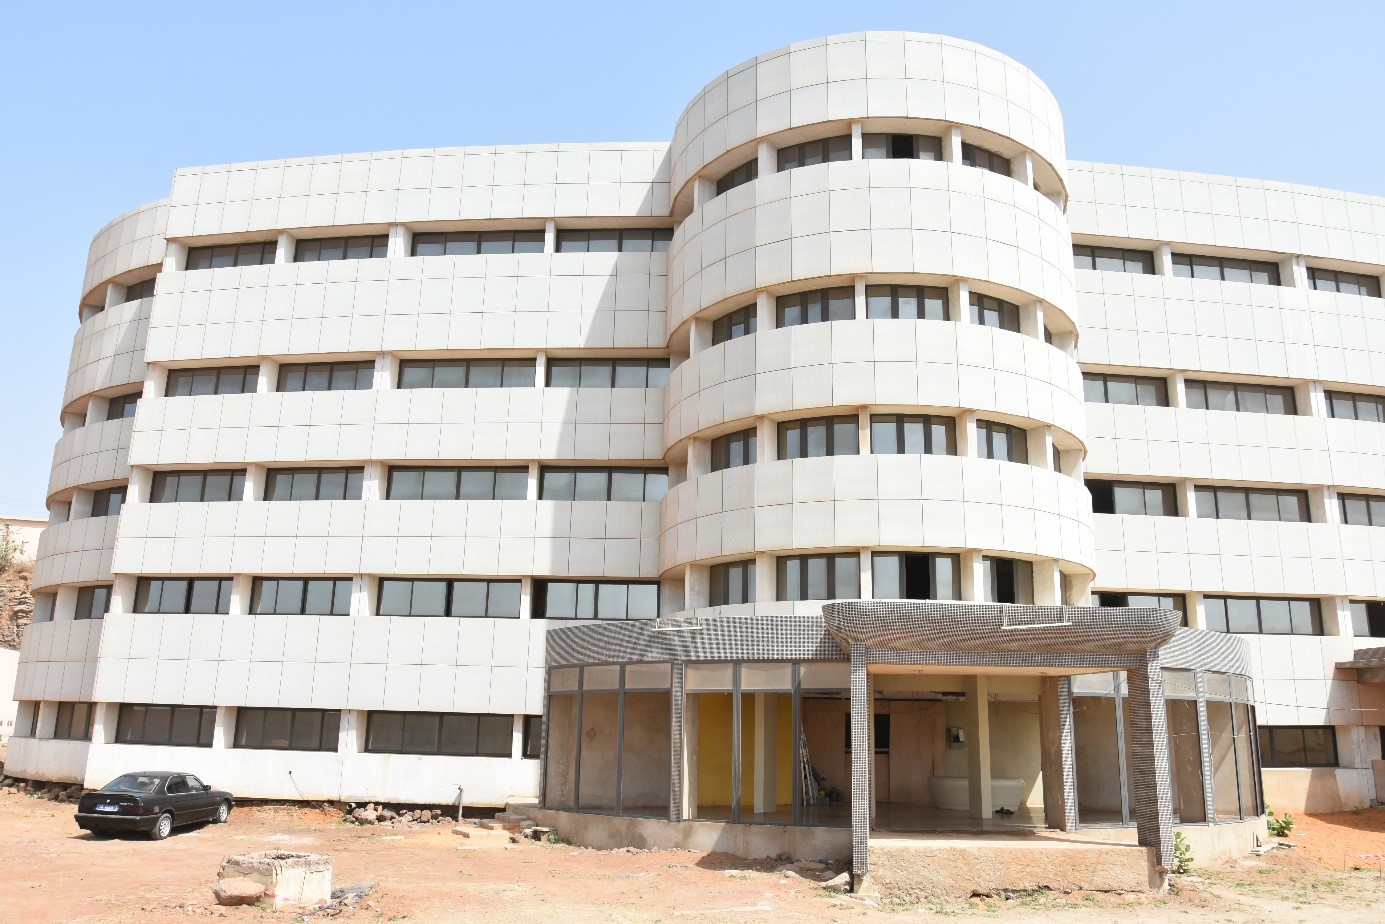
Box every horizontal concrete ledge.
[527,807,850,861]
[867,832,1159,900]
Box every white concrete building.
[8,33,1384,825]
[1,515,45,564]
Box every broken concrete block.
[219,852,331,911]
[213,877,266,906]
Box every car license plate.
[94,804,120,812]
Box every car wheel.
[215,801,231,824]
[150,812,174,841]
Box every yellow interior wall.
[737,693,794,810]
[695,693,734,806]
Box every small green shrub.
[1266,807,1295,837]
[1172,831,1194,874]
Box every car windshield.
[101,774,163,794]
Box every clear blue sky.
[2,0,1381,517]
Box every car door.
[183,774,214,821]
[162,775,193,822]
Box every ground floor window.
[115,704,215,747]
[52,702,94,741]
[365,711,512,757]
[234,708,340,751]
[1258,726,1338,768]
[522,715,542,759]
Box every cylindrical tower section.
[661,33,1090,614]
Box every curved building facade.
[10,33,1383,870]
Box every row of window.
[182,228,678,270]
[55,573,1385,639]
[716,132,1014,196]
[1089,477,1385,528]
[712,286,1027,346]
[23,697,1352,769]
[1073,243,1382,296]
[1086,372,1385,425]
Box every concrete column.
[108,574,137,616]
[143,365,169,400]
[687,438,711,479]
[681,672,699,819]
[947,279,970,324]
[1283,255,1308,288]
[1126,654,1175,873]
[854,276,867,320]
[387,224,411,259]
[373,353,396,391]
[956,410,978,458]
[90,702,119,745]
[1039,676,1078,831]
[689,318,713,356]
[1170,371,1187,408]
[1192,671,1217,835]
[857,407,871,455]
[1066,572,1093,606]
[79,304,102,323]
[757,418,776,463]
[527,461,541,501]
[752,693,778,814]
[53,585,78,622]
[684,564,709,610]
[35,701,58,739]
[850,122,863,160]
[693,176,715,210]
[848,643,872,893]
[162,241,187,274]
[213,707,236,749]
[1027,426,1054,471]
[85,397,108,427]
[227,574,254,616]
[349,577,375,620]
[1011,151,1035,188]
[511,714,525,762]
[69,490,94,521]
[1325,596,1352,637]
[257,359,279,394]
[757,140,776,178]
[1177,479,1198,518]
[1304,381,1328,417]
[943,126,963,164]
[104,282,127,310]
[243,463,267,502]
[1185,591,1206,630]
[362,461,387,502]
[544,219,557,254]
[61,412,84,433]
[1034,560,1062,606]
[1020,300,1045,340]
[755,553,776,604]
[1154,243,1174,276]
[858,549,873,600]
[959,550,985,602]
[756,291,774,333]
[340,710,364,754]
[534,351,548,388]
[275,231,296,264]
[48,502,70,525]
[127,466,152,505]
[669,662,686,822]
[963,675,993,819]
[1312,486,1338,525]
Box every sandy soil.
[1,789,1383,923]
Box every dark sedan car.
[75,771,234,840]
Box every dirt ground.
[2,790,1384,924]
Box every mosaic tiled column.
[1125,653,1175,870]
[1193,670,1216,825]
[848,642,871,891]
[669,661,685,822]
[1039,676,1078,831]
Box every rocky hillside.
[0,561,33,651]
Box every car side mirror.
[203,784,212,792]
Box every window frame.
[90,485,127,518]
[969,292,1020,332]
[537,467,669,502]
[975,420,1029,464]
[1171,253,1282,286]
[960,142,1011,176]
[869,413,956,456]
[376,578,522,618]
[1184,379,1298,415]
[386,466,528,501]
[364,711,514,757]
[554,228,673,253]
[1072,245,1156,274]
[1095,592,1189,627]
[150,470,247,504]
[250,577,354,616]
[711,304,757,345]
[709,560,756,606]
[104,392,140,421]
[1259,725,1339,768]
[775,553,861,602]
[396,358,536,389]
[861,133,943,161]
[776,134,852,171]
[293,235,389,262]
[1308,267,1381,298]
[544,359,670,388]
[1082,372,1170,407]
[233,707,341,752]
[864,284,948,321]
[276,361,375,393]
[710,428,758,472]
[777,415,860,460]
[1203,596,1323,636]
[980,556,1034,604]
[715,159,758,196]
[410,231,545,256]
[1325,390,1385,422]
[776,287,855,328]
[133,578,233,615]
[1341,493,1385,527]
[264,467,365,502]
[52,702,94,741]
[121,277,158,303]
[185,242,277,271]
[1087,479,1179,517]
[871,552,960,601]
[533,580,660,620]
[115,703,217,747]
[1194,485,1310,523]
[74,585,112,621]
[165,365,259,397]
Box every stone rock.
[793,860,827,872]
[452,826,471,837]
[351,808,378,825]
[420,810,432,822]
[213,877,266,906]
[822,872,852,892]
[379,808,397,822]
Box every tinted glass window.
[411,231,544,256]
[1204,596,1321,635]
[133,578,232,615]
[777,553,860,601]
[250,578,353,616]
[105,393,140,421]
[712,304,757,345]
[264,468,364,501]
[151,470,246,503]
[862,133,943,160]
[715,159,758,196]
[776,287,854,328]
[969,293,1019,332]
[1171,253,1281,285]
[777,135,852,171]
[277,361,375,393]
[778,416,859,459]
[709,560,756,606]
[90,486,127,517]
[377,579,521,618]
[1082,373,1169,407]
[711,428,757,472]
[976,420,1028,463]
[185,242,276,271]
[545,359,669,387]
[555,229,673,253]
[539,468,667,501]
[235,708,340,751]
[865,285,948,320]
[295,235,389,262]
[1072,245,1156,274]
[366,712,513,756]
[1194,486,1309,522]
[535,581,659,620]
[870,414,955,455]
[1308,268,1381,298]
[1185,380,1297,415]
[166,365,258,397]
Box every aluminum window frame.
[185,241,276,271]
[777,415,860,460]
[538,467,669,502]
[364,710,514,757]
[234,707,341,752]
[1203,595,1322,636]
[1258,725,1339,768]
[376,578,522,618]
[776,286,854,328]
[711,304,757,345]
[544,359,670,388]
[150,469,246,504]
[293,235,389,263]
[775,553,861,602]
[1184,379,1297,415]
[250,577,354,616]
[264,467,365,502]
[133,577,233,615]
[1308,267,1382,298]
[1193,485,1310,523]
[709,560,756,606]
[534,580,660,621]
[864,284,948,320]
[1171,253,1281,286]
[165,365,259,397]
[715,159,758,196]
[410,231,545,256]
[554,228,673,253]
[276,361,375,393]
[710,428,758,472]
